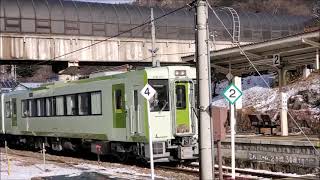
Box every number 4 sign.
[140,84,156,100]
[223,83,243,105]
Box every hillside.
[212,73,320,135]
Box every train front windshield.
[148,80,170,112]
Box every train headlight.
[175,70,186,76]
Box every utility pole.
[150,8,159,67]
[196,1,214,179]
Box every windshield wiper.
[159,101,168,113]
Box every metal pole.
[5,141,10,176]
[217,140,223,180]
[196,1,214,179]
[42,143,46,171]
[230,103,236,179]
[279,68,288,136]
[147,100,155,180]
[151,8,158,67]
[316,49,319,70]
[206,6,215,180]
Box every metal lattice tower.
[222,7,241,44]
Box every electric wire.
[207,1,320,156]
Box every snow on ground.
[0,153,164,180]
[212,73,320,112]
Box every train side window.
[78,93,90,115]
[5,101,11,118]
[55,96,65,116]
[91,91,102,115]
[37,98,46,117]
[66,95,78,115]
[115,90,123,110]
[176,85,186,109]
[29,99,37,117]
[46,98,53,116]
[52,97,56,116]
[21,100,29,117]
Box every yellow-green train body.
[0,66,198,162]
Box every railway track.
[2,147,317,180]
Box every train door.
[175,82,192,135]
[11,98,17,127]
[112,84,126,129]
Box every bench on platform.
[260,114,279,135]
[248,114,279,135]
[248,114,263,134]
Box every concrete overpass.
[0,0,311,67]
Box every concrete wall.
[0,33,247,64]
[216,137,320,174]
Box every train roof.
[0,0,313,42]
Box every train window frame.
[91,91,102,115]
[114,89,123,110]
[78,93,91,115]
[29,99,37,117]
[148,79,170,112]
[176,85,187,109]
[55,96,65,116]
[20,91,102,118]
[36,98,46,117]
[45,97,53,117]
[5,101,11,118]
[21,100,29,118]
[66,94,78,116]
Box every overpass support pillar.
[279,68,288,136]
[316,49,319,70]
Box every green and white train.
[0,66,198,162]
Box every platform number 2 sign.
[229,89,236,98]
[141,84,156,100]
[223,84,243,105]
[273,54,280,66]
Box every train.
[0,66,198,163]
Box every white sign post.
[280,92,288,136]
[273,54,281,66]
[223,83,243,179]
[140,84,156,180]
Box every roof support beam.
[240,51,263,59]
[211,64,242,75]
[302,38,320,48]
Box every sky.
[72,0,134,3]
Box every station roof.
[182,30,320,75]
